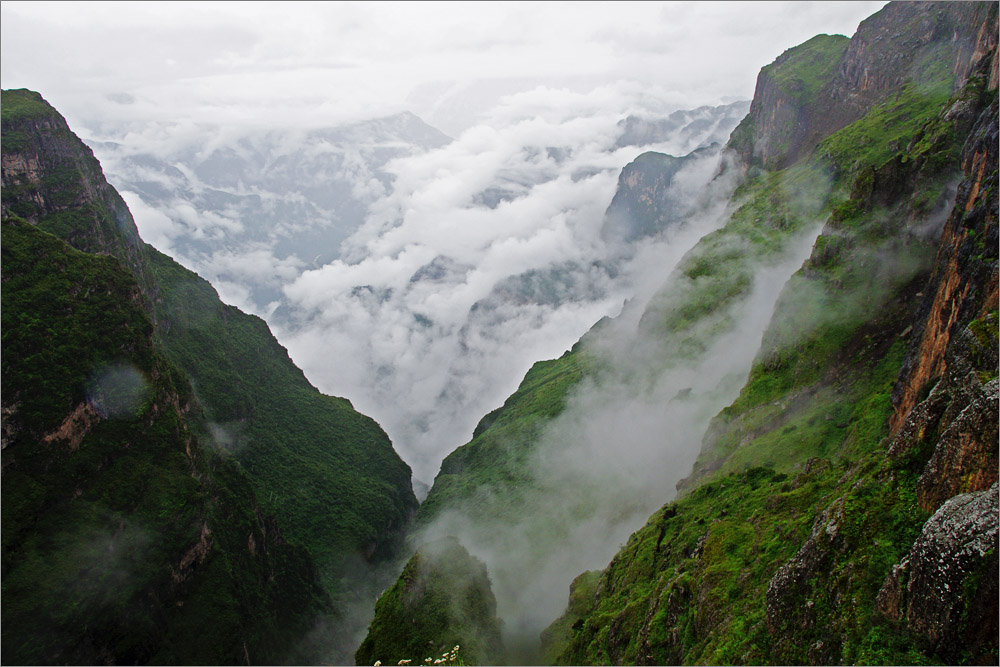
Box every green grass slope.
[545,30,998,667]
[1,218,327,665]
[1,88,419,606]
[355,537,505,666]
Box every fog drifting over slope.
[2,1,888,484]
[415,201,829,658]
[80,87,747,485]
[274,91,746,484]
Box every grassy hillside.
[147,248,417,593]
[545,34,998,667]
[402,4,997,665]
[1,218,327,664]
[355,537,505,666]
[1,88,418,608]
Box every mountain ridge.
[1,87,419,663]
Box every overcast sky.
[3,1,886,135]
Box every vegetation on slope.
[417,349,585,524]
[0,88,419,611]
[728,34,850,169]
[148,249,416,593]
[691,67,989,484]
[1,218,327,665]
[545,19,998,667]
[355,537,505,666]
[404,5,996,665]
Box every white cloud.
[2,1,886,135]
[2,0,889,484]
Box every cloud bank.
[274,87,743,484]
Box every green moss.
[817,82,956,183]
[762,34,850,105]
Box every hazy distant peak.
[327,110,452,147]
[614,99,751,151]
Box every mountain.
[600,144,719,246]
[614,100,751,152]
[366,2,998,664]
[354,537,505,666]
[1,89,418,663]
[86,112,452,312]
[83,98,751,495]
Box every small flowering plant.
[382,644,462,666]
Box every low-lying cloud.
[272,87,744,485]
[414,208,827,656]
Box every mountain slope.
[545,3,998,664]
[380,2,997,664]
[355,537,505,666]
[2,88,419,660]
[1,217,327,665]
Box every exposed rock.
[40,401,100,451]
[600,148,714,247]
[883,90,999,517]
[876,483,999,664]
[916,378,998,511]
[1,90,153,287]
[891,94,999,434]
[765,497,846,635]
[731,1,999,171]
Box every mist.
[410,168,829,657]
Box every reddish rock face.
[891,96,1000,437]
[884,93,998,522]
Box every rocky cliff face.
[731,1,999,171]
[542,3,997,665]
[875,482,998,665]
[2,90,152,285]
[889,93,999,442]
[600,147,715,246]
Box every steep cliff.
[1,89,419,661]
[545,2,998,664]
[380,2,998,665]
[730,1,998,171]
[1,217,327,664]
[600,146,714,246]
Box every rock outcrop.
[355,537,505,667]
[600,147,715,246]
[890,93,999,441]
[876,483,998,664]
[731,1,999,170]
